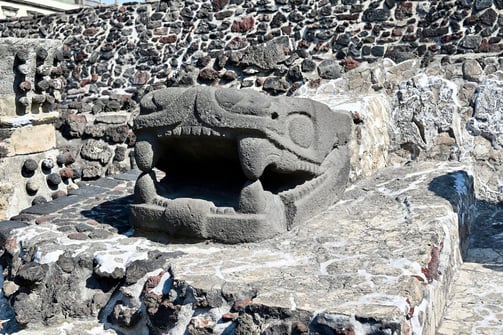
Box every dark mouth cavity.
[155,135,317,209]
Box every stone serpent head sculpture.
[130,86,352,243]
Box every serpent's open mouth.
[132,126,329,242]
[130,86,351,243]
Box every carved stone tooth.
[165,130,172,136]
[210,129,220,136]
[238,137,277,180]
[172,127,181,135]
[238,179,267,213]
[209,206,217,214]
[224,207,236,214]
[202,128,211,136]
[135,172,157,203]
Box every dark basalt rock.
[317,59,343,79]
[263,76,290,95]
[47,173,62,186]
[15,262,48,286]
[23,159,38,173]
[32,196,48,205]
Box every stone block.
[6,124,56,156]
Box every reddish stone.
[395,2,413,19]
[464,15,479,25]
[80,78,91,87]
[5,237,17,254]
[212,0,229,11]
[91,73,99,82]
[440,32,463,43]
[221,312,238,321]
[35,214,56,225]
[479,39,503,52]
[59,167,74,179]
[68,232,88,240]
[132,71,150,85]
[83,28,96,36]
[145,271,164,292]
[281,24,292,35]
[231,16,254,33]
[159,35,177,44]
[86,219,99,225]
[198,68,220,82]
[308,78,321,89]
[18,81,32,92]
[297,39,310,49]
[52,190,67,199]
[392,28,402,36]
[421,242,443,283]
[341,58,360,71]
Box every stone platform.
[0,162,478,335]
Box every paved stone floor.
[436,201,503,335]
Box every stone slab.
[5,161,473,335]
[87,177,123,189]
[68,185,108,197]
[20,195,83,215]
[112,169,141,181]
[6,124,56,156]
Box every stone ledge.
[2,162,473,335]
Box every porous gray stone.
[238,37,289,71]
[317,60,343,79]
[131,86,352,243]
[463,59,484,82]
[81,139,113,165]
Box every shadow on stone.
[80,195,134,234]
[428,170,503,272]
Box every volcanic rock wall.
[0,0,502,217]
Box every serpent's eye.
[288,114,314,148]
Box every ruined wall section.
[0,0,501,98]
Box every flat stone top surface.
[5,161,472,334]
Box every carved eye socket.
[288,114,314,148]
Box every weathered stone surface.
[6,125,56,156]
[466,80,503,148]
[462,59,484,82]
[80,139,113,165]
[3,161,474,335]
[132,86,352,243]
[390,74,459,155]
[238,37,288,71]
